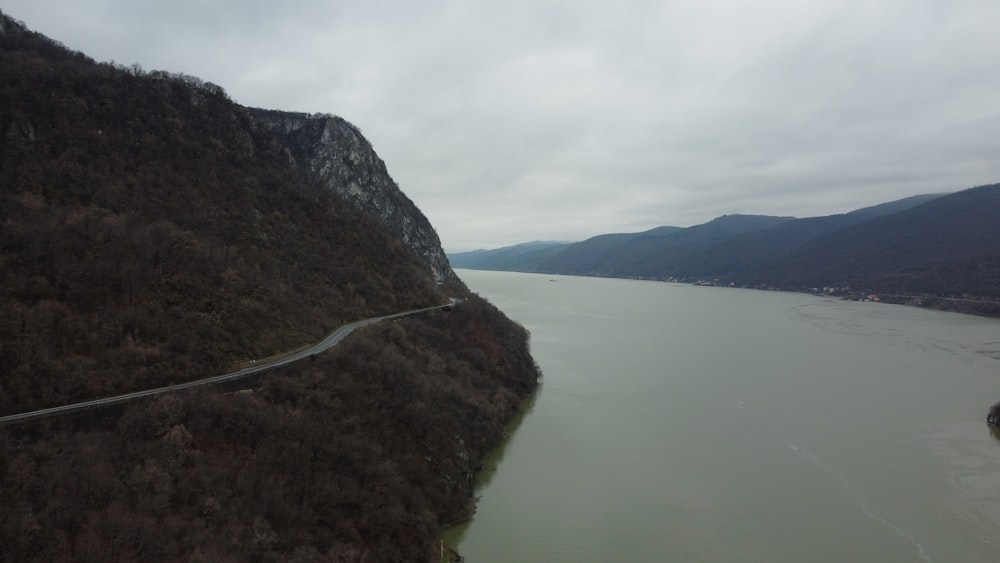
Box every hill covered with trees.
[450,187,1000,316]
[0,11,539,561]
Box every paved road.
[0,302,457,425]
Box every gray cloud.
[7,0,1000,250]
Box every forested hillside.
[447,241,571,271]
[745,184,1000,288]
[2,298,537,561]
[450,187,1000,316]
[0,14,449,413]
[0,11,539,561]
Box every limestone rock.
[251,109,454,284]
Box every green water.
[446,269,1000,562]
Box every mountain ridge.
[449,187,1000,315]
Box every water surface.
[446,270,1000,562]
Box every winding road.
[0,301,458,425]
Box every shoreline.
[455,268,1000,319]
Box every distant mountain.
[679,193,945,278]
[744,184,1000,290]
[449,241,571,270]
[528,228,681,274]
[602,214,794,278]
[452,186,1000,315]
[451,215,794,277]
[847,193,946,217]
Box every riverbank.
[438,543,464,562]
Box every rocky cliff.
[251,108,454,284]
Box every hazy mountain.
[451,187,1000,315]
[744,183,1000,290]
[604,214,795,278]
[847,192,946,217]
[679,193,945,278]
[451,215,794,277]
[448,241,571,270]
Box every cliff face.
[251,109,454,284]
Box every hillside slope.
[745,183,1000,289]
[0,11,538,561]
[448,241,572,271]
[0,12,459,413]
[450,215,794,277]
[452,193,951,281]
[450,186,1000,315]
[675,193,943,280]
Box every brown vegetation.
[0,11,540,560]
[1,298,540,561]
[0,14,444,414]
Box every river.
[445,269,1000,562]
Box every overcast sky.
[5,1,1000,251]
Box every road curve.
[0,302,458,426]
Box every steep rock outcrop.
[251,109,454,284]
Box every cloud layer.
[7,0,1000,250]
